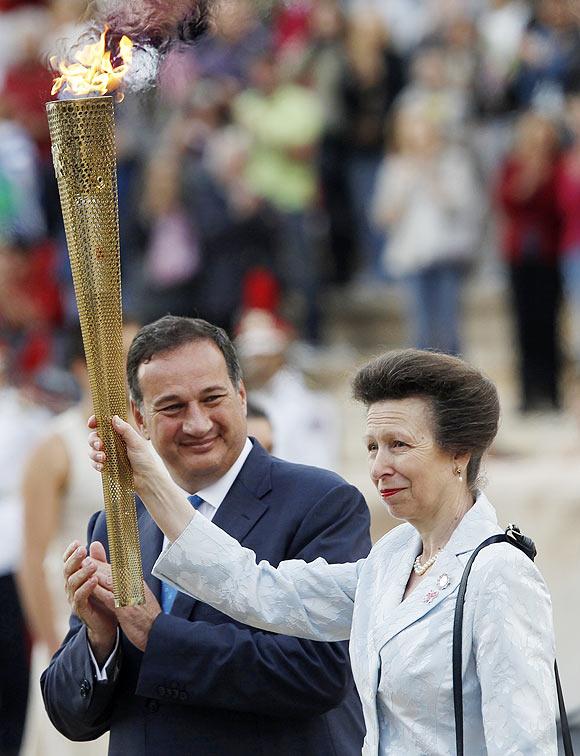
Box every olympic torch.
[47,31,144,606]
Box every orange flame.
[51,28,133,98]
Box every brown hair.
[352,349,499,491]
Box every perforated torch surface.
[47,96,144,606]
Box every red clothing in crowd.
[497,157,561,264]
[0,0,47,10]
[555,152,580,254]
[0,240,63,374]
[2,60,54,159]
[273,1,312,52]
[496,153,562,412]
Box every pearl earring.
[455,466,463,482]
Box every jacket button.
[79,679,91,698]
[147,700,159,713]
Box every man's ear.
[131,399,150,440]
[239,380,248,414]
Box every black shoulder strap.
[453,534,508,755]
[452,529,574,756]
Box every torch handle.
[46,96,144,606]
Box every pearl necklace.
[413,553,439,575]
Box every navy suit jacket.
[41,441,371,755]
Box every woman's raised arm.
[89,415,361,641]
[153,514,361,641]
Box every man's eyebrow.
[152,394,183,407]
[200,384,229,395]
[152,385,229,407]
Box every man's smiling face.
[132,339,247,492]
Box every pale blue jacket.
[153,493,557,755]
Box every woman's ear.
[453,452,471,480]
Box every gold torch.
[47,32,144,606]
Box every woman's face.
[365,397,460,525]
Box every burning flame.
[51,28,133,98]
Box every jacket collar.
[447,490,500,555]
[371,491,501,650]
[210,439,271,538]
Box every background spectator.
[303,0,355,285]
[235,308,341,470]
[0,343,55,756]
[341,13,404,283]
[0,236,62,375]
[497,110,562,412]
[372,103,483,355]
[510,0,580,111]
[233,52,324,342]
[246,401,274,454]
[556,91,580,372]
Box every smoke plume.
[91,0,212,48]
[49,0,214,94]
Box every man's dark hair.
[127,315,242,406]
[352,349,500,492]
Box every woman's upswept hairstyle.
[352,349,500,491]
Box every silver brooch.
[436,573,451,590]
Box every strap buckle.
[505,523,537,562]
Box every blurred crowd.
[1,0,580,409]
[2,0,580,752]
[2,0,580,401]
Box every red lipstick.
[380,488,405,498]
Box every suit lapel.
[211,441,271,540]
[170,442,272,619]
[374,529,420,623]
[137,499,164,602]
[210,485,269,542]
[371,548,464,649]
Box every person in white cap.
[235,309,341,471]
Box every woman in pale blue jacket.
[90,349,557,755]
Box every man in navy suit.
[41,315,371,755]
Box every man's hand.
[67,538,162,657]
[63,540,118,666]
[116,584,162,653]
[92,576,162,654]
